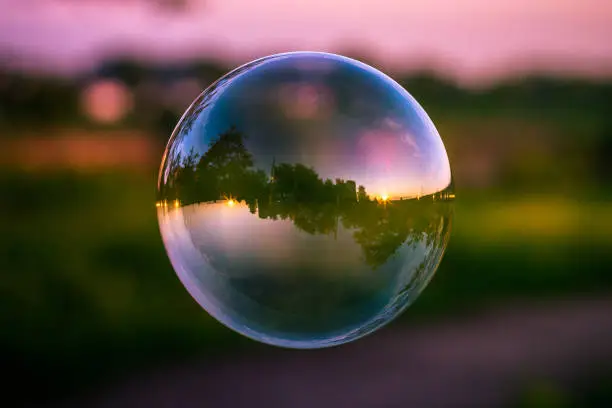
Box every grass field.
[1,168,611,402]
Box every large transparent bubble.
[157,52,454,348]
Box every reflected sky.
[159,198,452,348]
[184,202,364,276]
[160,52,451,199]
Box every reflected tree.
[163,127,452,268]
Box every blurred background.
[1,0,612,407]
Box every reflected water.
[157,52,453,347]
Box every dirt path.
[68,297,612,408]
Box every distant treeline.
[1,58,611,135]
[161,126,368,206]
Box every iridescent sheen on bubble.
[157,52,454,348]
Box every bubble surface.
[157,52,454,348]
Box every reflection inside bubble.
[157,52,453,348]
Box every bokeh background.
[1,1,612,407]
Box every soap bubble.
[157,52,454,348]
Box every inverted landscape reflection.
[157,52,454,348]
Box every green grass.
[1,171,611,402]
[0,171,256,401]
[512,374,612,408]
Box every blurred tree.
[96,59,148,88]
[0,71,81,128]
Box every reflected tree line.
[161,127,451,267]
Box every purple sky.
[2,0,612,84]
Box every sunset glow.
[1,0,611,83]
